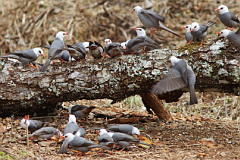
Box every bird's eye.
[220,7,223,9]
[38,50,42,53]
[186,26,189,28]
[194,26,196,28]
[221,32,223,34]
[139,29,142,31]
[64,136,67,138]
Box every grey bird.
[0,48,45,68]
[58,133,110,154]
[126,27,160,54]
[217,28,240,49]
[180,25,199,43]
[152,56,198,105]
[189,22,214,46]
[215,5,240,29]
[67,42,89,60]
[63,114,86,137]
[68,105,96,119]
[106,124,141,137]
[29,127,61,140]
[104,130,153,151]
[132,6,180,37]
[98,129,114,148]
[87,41,104,59]
[40,31,69,72]
[104,39,122,57]
[20,115,45,132]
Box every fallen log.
[0,38,239,119]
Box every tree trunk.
[0,38,239,117]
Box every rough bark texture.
[0,38,239,117]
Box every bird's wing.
[144,9,165,23]
[140,9,159,27]
[71,105,88,112]
[151,68,187,95]
[11,49,35,60]
[173,60,188,84]
[230,12,240,23]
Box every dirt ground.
[0,92,239,160]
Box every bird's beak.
[133,27,138,30]
[131,10,134,13]
[216,32,221,35]
[215,8,220,11]
[180,27,185,29]
[65,32,69,35]
[96,131,100,135]
[24,115,29,119]
[138,134,144,140]
[40,53,45,58]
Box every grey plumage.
[68,105,96,119]
[218,28,240,49]
[106,124,140,136]
[216,5,240,28]
[104,39,122,57]
[67,42,87,60]
[58,133,109,154]
[0,48,44,67]
[63,114,86,137]
[180,25,199,43]
[152,56,197,105]
[29,127,59,140]
[98,132,114,148]
[190,22,214,46]
[132,6,180,37]
[87,41,104,59]
[20,115,45,132]
[40,31,69,72]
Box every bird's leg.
[199,40,204,47]
[28,63,39,69]
[60,59,67,63]
[229,27,234,31]
[187,39,193,45]
[102,55,110,58]
[149,28,156,38]
[117,147,126,152]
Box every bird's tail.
[0,55,18,59]
[205,21,215,27]
[39,59,51,72]
[159,22,181,37]
[189,87,198,105]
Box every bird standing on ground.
[68,105,96,119]
[64,114,86,137]
[217,28,240,49]
[189,22,214,46]
[40,31,69,72]
[20,115,45,132]
[215,5,240,29]
[106,124,141,137]
[28,127,61,140]
[132,6,180,37]
[0,48,45,69]
[152,56,198,105]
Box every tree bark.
[0,38,239,117]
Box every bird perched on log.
[68,105,96,119]
[0,48,45,69]
[126,27,160,54]
[189,22,214,46]
[152,56,198,105]
[58,133,110,154]
[132,6,180,37]
[100,129,153,151]
[64,114,86,137]
[217,28,240,49]
[215,5,240,29]
[104,39,122,57]
[180,25,199,43]
[106,124,141,137]
[87,41,104,59]
[67,42,89,61]
[40,31,69,72]
[20,115,45,132]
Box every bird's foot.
[60,59,67,63]
[149,28,156,38]
[28,63,39,69]
[199,42,203,47]
[187,41,192,45]
[102,55,110,58]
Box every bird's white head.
[190,22,200,32]
[170,56,180,65]
[215,5,229,14]
[104,39,112,46]
[56,31,69,41]
[120,42,127,49]
[64,133,75,142]
[132,127,140,135]
[68,114,77,123]
[180,25,191,32]
[218,29,232,37]
[33,48,45,58]
[134,27,147,37]
[99,129,108,136]
[20,115,30,129]
[132,6,143,14]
